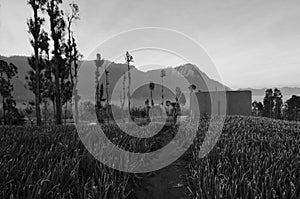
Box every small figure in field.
[165,100,179,125]
[144,99,151,122]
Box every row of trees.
[26,0,81,125]
[252,88,300,121]
[94,52,187,123]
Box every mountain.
[239,87,300,102]
[0,55,230,106]
[241,87,300,96]
[0,55,34,102]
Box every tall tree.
[0,60,18,125]
[263,89,274,118]
[27,0,48,125]
[284,95,300,121]
[160,69,166,105]
[175,87,186,106]
[47,0,66,124]
[125,51,134,113]
[273,88,283,119]
[119,72,126,123]
[72,35,81,124]
[65,2,80,124]
[149,82,155,106]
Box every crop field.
[0,116,300,199]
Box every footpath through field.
[133,129,190,199]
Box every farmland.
[0,116,300,198]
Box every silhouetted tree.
[95,83,106,123]
[0,60,19,125]
[26,57,52,123]
[149,82,155,106]
[252,101,264,117]
[284,95,300,121]
[27,0,48,125]
[160,69,166,105]
[125,51,134,112]
[119,72,126,123]
[47,0,66,125]
[273,88,283,119]
[263,89,274,118]
[65,2,80,124]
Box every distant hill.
[239,87,300,102]
[241,87,300,96]
[0,55,34,102]
[0,55,230,106]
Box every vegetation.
[186,116,300,198]
[0,125,134,198]
[1,116,299,198]
[252,88,300,122]
[160,69,166,105]
[0,60,24,125]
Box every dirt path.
[134,158,189,199]
[133,128,191,199]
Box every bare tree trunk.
[74,89,79,124]
[2,96,5,125]
[127,62,131,114]
[161,77,164,105]
[54,59,62,125]
[105,65,109,123]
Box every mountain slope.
[1,55,231,105]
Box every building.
[190,90,252,118]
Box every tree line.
[252,88,300,121]
[0,0,81,126]
[26,0,81,125]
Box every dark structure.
[190,90,252,118]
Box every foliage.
[262,88,283,119]
[284,95,300,121]
[27,0,49,126]
[252,101,264,117]
[0,60,22,125]
[0,125,134,198]
[186,116,300,199]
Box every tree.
[149,82,155,106]
[263,89,274,118]
[27,0,48,125]
[175,87,186,106]
[0,60,19,125]
[47,0,66,125]
[26,57,53,124]
[71,36,82,124]
[94,54,108,123]
[125,51,134,112]
[95,83,106,123]
[65,2,81,124]
[284,95,300,121]
[119,72,126,123]
[252,101,264,117]
[273,88,283,119]
[160,69,166,105]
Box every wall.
[190,90,252,117]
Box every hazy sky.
[0,0,299,89]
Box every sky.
[0,0,300,89]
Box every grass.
[0,116,299,198]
